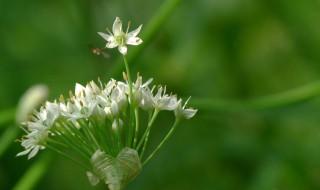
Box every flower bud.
[110,100,120,118]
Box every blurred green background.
[1,0,320,189]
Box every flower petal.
[16,148,32,157]
[106,36,118,48]
[183,108,197,119]
[98,32,112,41]
[113,17,122,36]
[127,25,142,38]
[75,83,85,97]
[28,145,41,159]
[118,45,127,55]
[127,37,143,46]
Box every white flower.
[60,83,98,120]
[16,130,48,159]
[98,17,143,55]
[152,86,179,111]
[124,76,153,105]
[139,87,155,111]
[174,97,197,120]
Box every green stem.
[140,130,150,160]
[123,55,136,147]
[143,119,180,166]
[140,111,153,159]
[116,118,123,149]
[46,144,91,171]
[133,107,139,148]
[136,109,159,151]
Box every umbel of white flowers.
[17,76,197,187]
[17,17,197,190]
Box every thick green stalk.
[142,119,180,166]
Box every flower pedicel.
[17,17,197,190]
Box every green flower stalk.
[17,17,197,190]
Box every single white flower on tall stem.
[98,17,143,55]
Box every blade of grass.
[0,125,20,158]
[13,152,54,190]
[191,80,320,112]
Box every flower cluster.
[17,76,196,185]
[17,17,197,190]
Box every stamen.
[126,21,131,34]
[69,90,74,98]
[59,95,65,103]
[151,85,156,93]
[106,28,114,36]
[183,97,192,109]
[123,72,128,81]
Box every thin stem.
[116,118,123,149]
[59,121,94,154]
[140,111,153,159]
[123,55,136,147]
[89,117,111,154]
[143,119,180,166]
[46,144,91,171]
[139,130,150,160]
[78,119,100,150]
[47,135,91,161]
[136,109,159,151]
[133,107,139,148]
